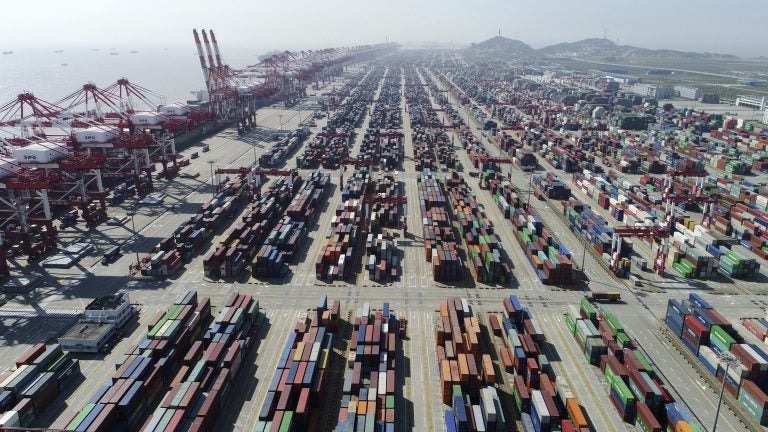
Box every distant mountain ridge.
[464,36,740,61]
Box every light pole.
[713,352,739,432]
[128,212,140,267]
[208,161,215,197]
[278,114,284,131]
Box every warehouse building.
[674,86,701,100]
[629,84,674,99]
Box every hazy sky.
[2,0,766,56]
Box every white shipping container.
[481,387,498,423]
[12,142,68,163]
[378,371,386,395]
[0,411,20,428]
[158,103,191,116]
[74,126,118,143]
[130,111,163,125]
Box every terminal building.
[58,292,134,353]
[736,95,767,110]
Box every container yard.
[0,20,767,432]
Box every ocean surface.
[0,44,269,107]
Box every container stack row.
[418,171,463,281]
[412,129,436,172]
[204,174,299,278]
[359,130,403,169]
[0,344,80,429]
[365,230,399,282]
[489,295,591,432]
[66,291,209,432]
[490,180,573,285]
[252,172,329,278]
[336,302,399,432]
[297,132,352,170]
[315,197,362,281]
[144,291,262,432]
[444,171,511,284]
[259,132,304,167]
[369,174,401,230]
[531,172,571,201]
[256,296,340,432]
[562,199,640,276]
[143,176,248,278]
[666,293,768,426]
[436,297,506,432]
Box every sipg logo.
[23,155,37,160]
[84,135,96,140]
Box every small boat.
[130,50,138,54]
[54,49,63,53]
[2,51,13,55]
[92,48,99,51]
[110,52,119,56]
[61,63,68,67]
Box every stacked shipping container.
[205,173,300,278]
[491,180,573,285]
[255,296,340,431]
[144,177,248,278]
[565,298,701,430]
[0,344,80,429]
[418,171,462,281]
[252,172,329,278]
[666,293,768,425]
[436,297,505,432]
[143,291,262,432]
[336,303,399,431]
[65,291,211,431]
[444,171,511,284]
[492,295,591,432]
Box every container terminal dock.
[1,30,768,432]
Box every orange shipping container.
[441,360,451,383]
[449,360,460,383]
[566,398,588,429]
[358,401,367,415]
[458,354,470,383]
[440,302,448,318]
[482,354,496,384]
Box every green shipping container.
[279,411,294,432]
[611,376,635,405]
[565,313,576,335]
[711,325,736,351]
[580,298,597,321]
[616,331,631,348]
[452,384,463,400]
[514,387,522,412]
[633,350,654,375]
[66,403,95,430]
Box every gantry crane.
[610,225,671,276]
